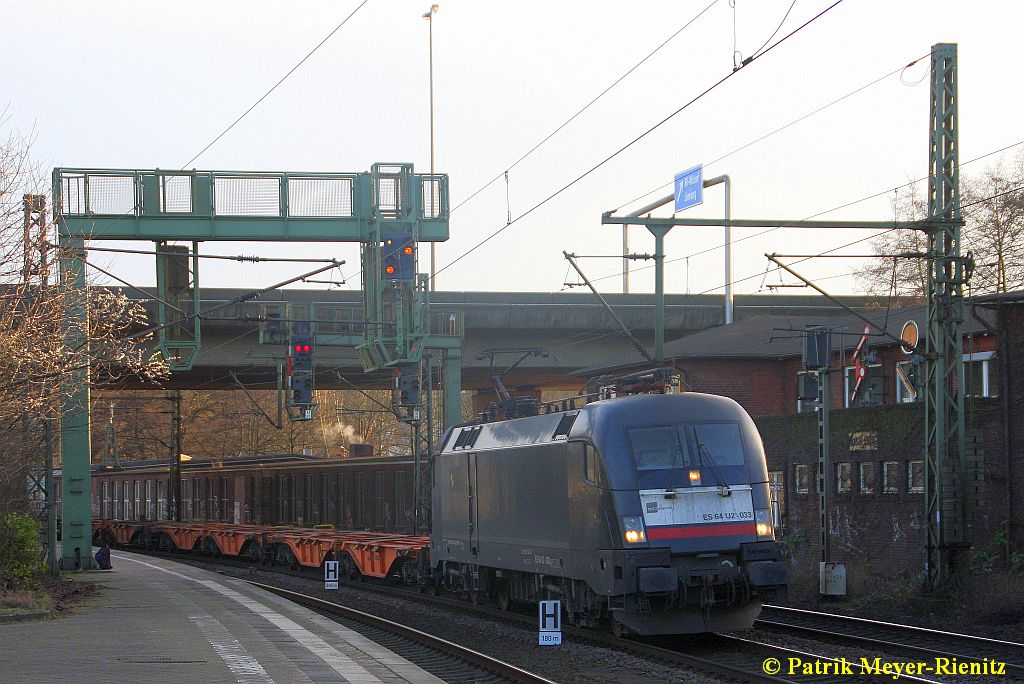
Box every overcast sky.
[3,0,1022,297]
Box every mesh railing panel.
[288,177,354,217]
[62,175,85,214]
[214,176,280,216]
[88,175,135,215]
[161,175,193,213]
[376,177,400,215]
[422,178,441,219]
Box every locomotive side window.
[583,444,604,486]
[553,412,578,440]
[628,427,690,470]
[691,423,745,466]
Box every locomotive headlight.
[622,516,646,544]
[755,509,773,538]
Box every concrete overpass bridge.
[116,287,878,398]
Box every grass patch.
[0,587,50,613]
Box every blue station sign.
[674,164,704,212]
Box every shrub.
[0,512,46,590]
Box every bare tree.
[961,152,1024,294]
[857,152,1024,297]
[855,183,931,301]
[0,125,167,511]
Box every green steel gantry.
[602,43,966,590]
[53,162,461,568]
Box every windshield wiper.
[697,441,730,494]
[664,442,684,498]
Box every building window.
[896,360,921,403]
[796,371,818,414]
[908,460,925,493]
[883,461,900,493]
[964,351,998,398]
[795,464,810,494]
[836,462,852,493]
[768,470,785,533]
[859,462,876,494]
[844,364,884,408]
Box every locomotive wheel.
[496,586,511,612]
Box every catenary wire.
[435,0,846,278]
[56,2,368,292]
[587,138,1024,286]
[449,0,720,214]
[613,52,930,212]
[540,178,1024,355]
[182,0,371,167]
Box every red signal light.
[385,264,396,274]
[302,345,311,352]
[403,246,414,255]
[294,345,302,352]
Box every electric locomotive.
[429,370,787,635]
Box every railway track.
[125,547,941,683]
[246,580,556,684]
[758,604,1024,679]
[123,546,1019,683]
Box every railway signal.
[397,366,420,407]
[287,332,316,417]
[292,334,314,372]
[292,375,313,406]
[382,234,416,281]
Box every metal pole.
[563,252,652,363]
[817,367,831,565]
[425,4,438,291]
[442,348,462,430]
[59,236,93,570]
[647,227,670,363]
[424,356,434,534]
[412,418,421,531]
[622,194,675,361]
[622,224,629,294]
[172,390,182,522]
[44,418,58,576]
[704,175,732,324]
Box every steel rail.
[111,545,961,683]
[759,604,1024,676]
[713,633,944,684]
[243,580,556,684]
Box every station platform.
[0,550,444,683]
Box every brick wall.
[677,358,792,416]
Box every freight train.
[82,453,415,532]
[85,369,787,635]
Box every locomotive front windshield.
[628,422,748,486]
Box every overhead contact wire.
[449,0,720,214]
[436,0,846,277]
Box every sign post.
[538,600,561,645]
[324,560,339,590]
[673,165,703,213]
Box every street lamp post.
[423,4,439,291]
